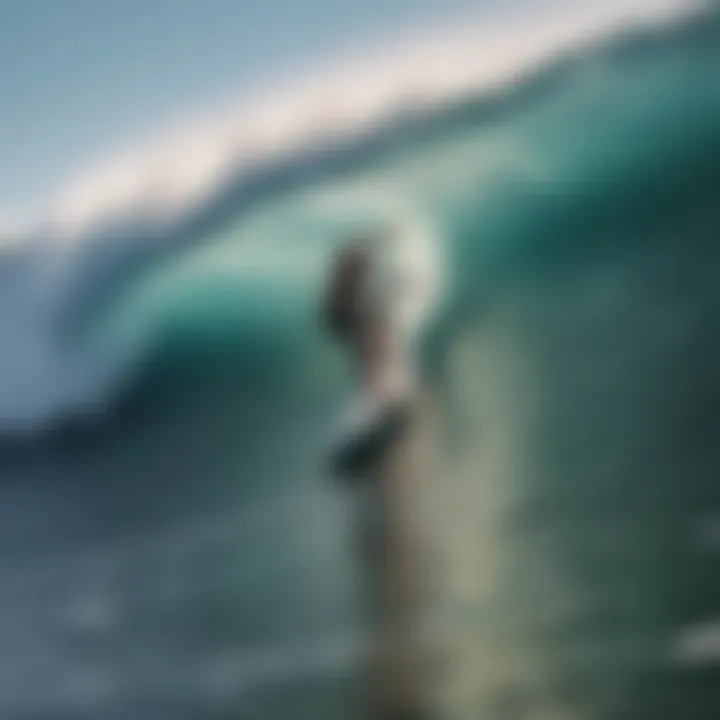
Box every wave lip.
[1,0,696,249]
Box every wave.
[0,0,692,244]
[0,0,715,438]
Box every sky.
[0,0,509,221]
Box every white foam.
[0,0,696,248]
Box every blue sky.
[0,0,509,218]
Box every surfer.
[322,226,441,720]
[324,227,438,479]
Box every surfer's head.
[324,224,441,346]
[323,239,373,342]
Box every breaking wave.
[0,0,715,437]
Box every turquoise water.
[1,7,720,718]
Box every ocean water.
[1,4,720,719]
